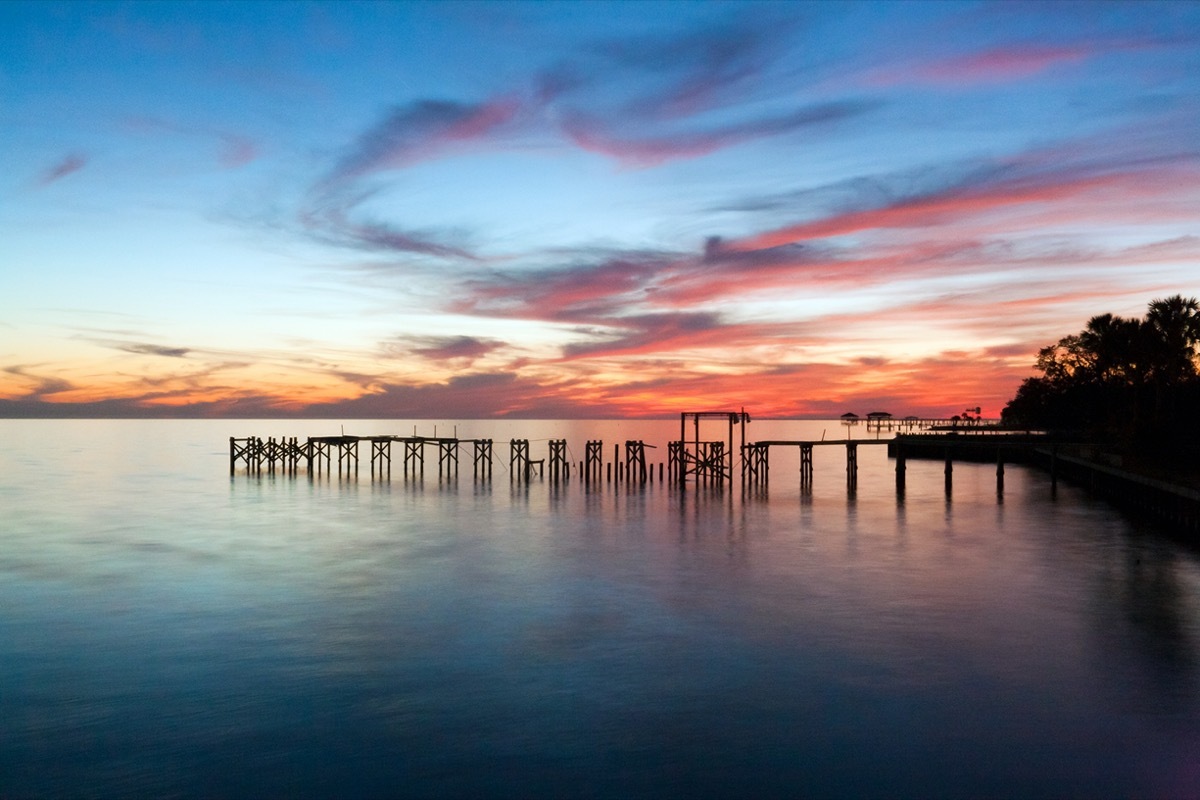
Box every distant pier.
[229,411,949,492]
[228,414,1200,536]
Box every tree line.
[1001,295,1200,463]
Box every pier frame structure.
[677,410,751,487]
[549,439,569,482]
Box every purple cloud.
[379,335,506,364]
[326,97,520,185]
[115,342,191,358]
[3,365,74,398]
[38,153,88,186]
[561,101,872,168]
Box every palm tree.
[1078,313,1146,385]
[1146,295,1200,382]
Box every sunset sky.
[2,0,1198,418]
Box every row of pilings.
[230,436,737,486]
[228,433,1200,536]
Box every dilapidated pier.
[229,414,1200,537]
[230,410,925,491]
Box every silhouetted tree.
[1002,295,1200,461]
[1145,295,1200,382]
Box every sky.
[2,0,1198,419]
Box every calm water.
[2,419,1199,798]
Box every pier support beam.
[337,439,358,478]
[585,440,603,484]
[624,440,647,484]
[438,440,458,480]
[549,439,568,482]
[800,444,813,490]
[741,443,768,487]
[472,439,493,480]
[668,441,682,485]
[510,439,530,482]
[404,440,424,479]
[371,439,391,480]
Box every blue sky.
[2,0,1198,417]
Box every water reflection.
[2,420,1200,798]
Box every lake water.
[2,419,1199,798]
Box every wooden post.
[944,446,953,496]
[895,439,906,490]
[996,447,1005,495]
[1050,446,1058,492]
[846,442,858,490]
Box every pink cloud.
[560,102,869,168]
[730,171,1128,252]
[218,134,259,168]
[905,44,1094,85]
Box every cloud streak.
[325,97,521,186]
[38,153,88,186]
[560,101,873,168]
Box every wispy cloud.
[324,97,521,186]
[453,251,675,321]
[2,365,74,399]
[560,101,873,168]
[726,132,1200,253]
[384,335,506,364]
[300,201,481,260]
[537,13,865,167]
[38,153,88,186]
[297,97,523,261]
[124,116,260,168]
[865,44,1096,87]
[111,342,191,358]
[589,17,793,120]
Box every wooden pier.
[229,418,1200,538]
[230,410,919,491]
[740,440,890,492]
